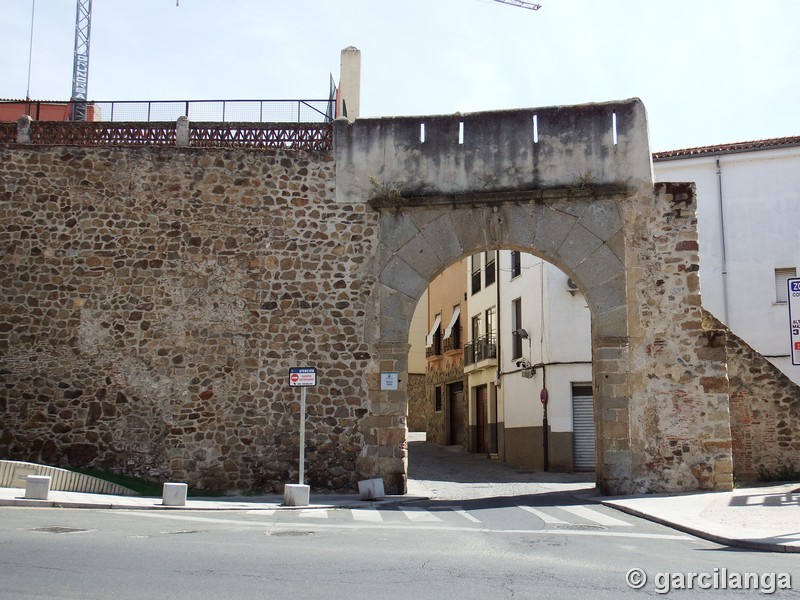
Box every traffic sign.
[289,367,317,387]
[789,278,800,366]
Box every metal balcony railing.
[463,333,497,366]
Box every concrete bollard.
[358,478,385,500]
[162,482,188,507]
[283,484,310,507]
[25,475,52,500]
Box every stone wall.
[405,373,427,432]
[703,311,800,481]
[0,144,377,493]
[625,182,734,492]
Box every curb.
[0,494,426,512]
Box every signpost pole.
[299,386,306,485]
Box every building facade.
[417,136,800,475]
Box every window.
[443,305,461,351]
[426,313,442,357]
[511,298,523,359]
[485,251,496,287]
[775,267,797,303]
[471,314,481,341]
[471,254,482,295]
[510,251,521,279]
[485,306,496,337]
[434,386,443,412]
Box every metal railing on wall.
[5,118,333,152]
[2,99,333,124]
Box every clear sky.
[2,0,798,152]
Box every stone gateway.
[1,99,796,495]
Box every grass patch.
[68,468,225,497]
[757,464,800,483]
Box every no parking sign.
[789,278,800,366]
[289,367,317,387]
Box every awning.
[443,306,461,338]
[426,313,442,347]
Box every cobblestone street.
[406,434,595,501]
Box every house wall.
[654,147,800,384]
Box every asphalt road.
[0,443,798,599]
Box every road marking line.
[350,509,384,522]
[245,509,276,516]
[558,505,634,527]
[298,509,329,519]
[518,505,568,524]
[399,507,442,522]
[436,505,482,523]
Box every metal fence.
[94,99,334,123]
[2,99,334,124]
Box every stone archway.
[335,100,734,495]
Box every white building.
[495,251,593,471]
[653,137,800,384]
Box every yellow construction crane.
[491,0,542,10]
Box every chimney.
[338,46,361,122]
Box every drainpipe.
[716,156,730,324]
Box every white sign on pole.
[288,367,317,485]
[789,278,800,366]
[289,367,317,387]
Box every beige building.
[421,260,468,446]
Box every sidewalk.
[596,482,800,553]
[1,442,798,553]
[0,486,420,511]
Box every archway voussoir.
[379,211,421,252]
[379,255,428,301]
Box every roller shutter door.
[572,388,595,472]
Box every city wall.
[1,99,795,493]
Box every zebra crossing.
[246,503,636,529]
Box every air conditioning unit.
[567,277,579,295]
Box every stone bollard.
[17,116,32,144]
[176,116,190,147]
[358,478,385,500]
[25,475,52,500]
[283,484,310,507]
[162,482,188,507]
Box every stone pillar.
[176,116,190,147]
[593,340,633,495]
[17,116,32,144]
[356,342,409,494]
[338,46,361,122]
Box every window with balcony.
[426,313,442,358]
[443,306,461,352]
